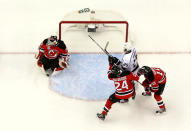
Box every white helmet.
[123,42,132,52]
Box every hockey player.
[138,66,166,113]
[121,42,139,75]
[97,57,139,120]
[36,35,70,76]
[120,42,140,99]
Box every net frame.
[59,9,129,42]
[59,20,128,42]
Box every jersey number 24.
[115,80,129,91]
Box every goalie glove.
[35,50,44,60]
[59,54,70,68]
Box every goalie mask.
[48,36,58,46]
[50,36,57,42]
[123,42,132,53]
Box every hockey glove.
[137,68,144,76]
[113,57,121,65]
[108,56,121,65]
[108,56,113,65]
[145,86,151,92]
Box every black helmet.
[139,66,154,81]
[139,66,152,75]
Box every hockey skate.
[156,108,166,114]
[119,99,129,103]
[142,91,151,96]
[97,113,106,120]
[45,68,53,77]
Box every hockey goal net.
[59,8,129,53]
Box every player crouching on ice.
[138,66,166,113]
[35,35,70,76]
[97,56,139,120]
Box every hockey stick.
[137,80,149,90]
[104,41,109,52]
[88,35,124,66]
[88,35,112,57]
[137,81,144,87]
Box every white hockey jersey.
[121,48,139,74]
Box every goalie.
[35,35,70,76]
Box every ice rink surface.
[1,0,191,131]
[1,54,191,131]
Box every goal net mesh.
[59,8,129,53]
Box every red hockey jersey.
[108,66,139,99]
[39,44,68,59]
[142,67,166,92]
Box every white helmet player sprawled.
[123,42,132,53]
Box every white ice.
[0,0,191,131]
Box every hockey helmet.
[48,35,58,46]
[139,66,154,81]
[139,66,151,74]
[50,36,57,42]
[123,42,132,53]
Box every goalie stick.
[88,35,112,57]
